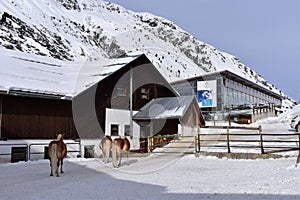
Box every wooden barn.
[0,52,178,148]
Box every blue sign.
[197,90,213,107]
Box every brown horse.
[112,136,130,168]
[99,135,112,163]
[48,133,67,177]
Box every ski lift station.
[172,70,283,124]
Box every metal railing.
[0,143,29,162]
[28,141,81,160]
[0,140,81,162]
[0,143,28,156]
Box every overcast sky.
[108,0,300,101]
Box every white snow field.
[1,116,300,200]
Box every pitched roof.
[0,49,141,99]
[133,96,196,120]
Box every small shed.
[133,96,205,137]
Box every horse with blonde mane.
[99,135,112,163]
[112,136,130,168]
[48,133,67,177]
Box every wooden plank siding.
[1,95,78,139]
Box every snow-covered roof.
[0,49,140,99]
[133,96,196,120]
[173,69,283,99]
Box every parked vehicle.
[290,113,300,131]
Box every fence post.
[296,127,300,166]
[259,125,264,154]
[198,134,201,153]
[297,126,300,151]
[226,127,231,153]
[195,134,201,157]
[195,136,198,153]
[147,136,151,153]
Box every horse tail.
[49,143,58,176]
[123,137,130,152]
[105,139,111,162]
[99,140,103,150]
[123,137,130,165]
[112,140,118,168]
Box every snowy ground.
[1,154,300,200]
[1,117,300,199]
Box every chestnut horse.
[48,133,67,177]
[112,136,130,168]
[99,135,113,163]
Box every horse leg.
[49,158,53,176]
[118,152,122,167]
[56,160,60,177]
[105,147,110,163]
[104,154,108,164]
[60,159,64,173]
[103,149,108,163]
[126,152,129,165]
[112,144,118,168]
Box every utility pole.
[130,66,133,138]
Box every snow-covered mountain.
[0,0,295,106]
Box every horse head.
[56,133,64,141]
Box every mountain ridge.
[0,0,295,108]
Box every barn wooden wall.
[1,95,78,139]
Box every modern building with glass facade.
[172,70,283,122]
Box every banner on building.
[197,80,217,107]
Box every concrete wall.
[105,108,140,150]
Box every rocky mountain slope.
[0,0,293,105]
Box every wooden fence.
[147,126,300,155]
[196,126,300,154]
[147,134,196,154]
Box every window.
[111,124,119,136]
[233,90,237,98]
[124,125,131,137]
[141,88,149,100]
[116,85,126,96]
[227,88,232,97]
